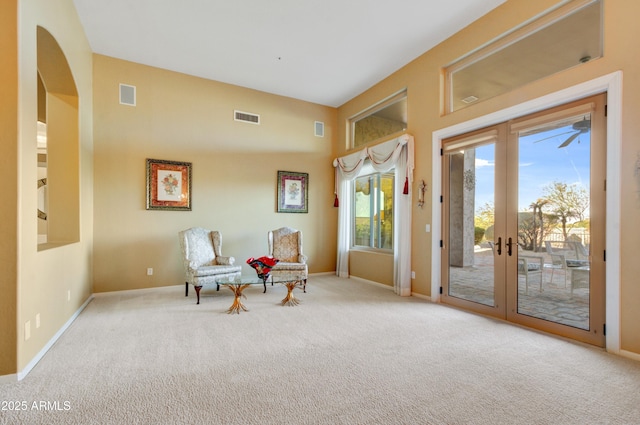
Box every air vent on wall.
[461,95,479,104]
[315,121,325,137]
[234,110,260,125]
[119,84,136,106]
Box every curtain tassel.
[403,177,409,195]
[333,193,339,207]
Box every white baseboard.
[15,295,94,381]
[93,285,179,297]
[309,271,336,277]
[92,273,333,297]
[411,292,432,302]
[348,275,395,291]
[345,275,433,302]
[619,349,640,362]
[0,373,18,384]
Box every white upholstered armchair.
[179,227,241,304]
[268,227,308,292]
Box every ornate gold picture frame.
[146,158,192,211]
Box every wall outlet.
[67,290,71,301]
[36,313,41,328]
[147,268,153,276]
[411,271,416,279]
[25,321,31,340]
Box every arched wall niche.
[36,26,79,248]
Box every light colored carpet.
[1,275,639,425]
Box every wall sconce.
[417,180,427,208]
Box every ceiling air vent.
[234,110,260,125]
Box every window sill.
[350,247,393,255]
[38,241,78,252]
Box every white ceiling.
[72,0,506,107]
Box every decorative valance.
[333,133,414,181]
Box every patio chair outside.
[519,255,544,295]
[544,240,589,287]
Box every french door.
[441,94,606,346]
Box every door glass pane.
[516,114,591,330]
[448,143,496,307]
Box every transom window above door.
[444,0,602,113]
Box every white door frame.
[431,71,622,353]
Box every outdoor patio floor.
[448,247,589,330]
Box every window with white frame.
[353,165,394,250]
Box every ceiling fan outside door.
[533,117,591,148]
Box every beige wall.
[5,0,640,377]
[0,0,19,376]
[349,250,393,286]
[92,55,337,293]
[337,0,640,354]
[13,0,94,373]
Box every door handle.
[506,237,514,256]
[496,237,502,256]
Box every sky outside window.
[474,122,591,216]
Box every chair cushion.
[518,262,540,272]
[191,270,241,287]
[273,261,307,272]
[194,264,242,277]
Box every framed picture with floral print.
[146,158,192,211]
[277,171,308,213]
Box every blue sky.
[474,123,591,214]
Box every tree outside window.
[353,171,394,249]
